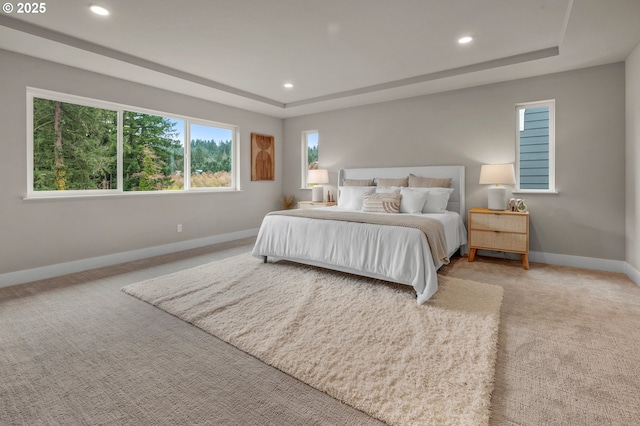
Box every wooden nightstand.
[468,208,530,270]
[298,201,337,209]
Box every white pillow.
[399,187,430,214]
[423,187,454,213]
[338,186,375,211]
[375,186,402,194]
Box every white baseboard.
[475,250,640,287]
[528,251,625,273]
[4,237,639,290]
[475,249,625,273]
[624,262,640,288]
[0,228,259,289]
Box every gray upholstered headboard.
[338,165,465,216]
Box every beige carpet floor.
[122,253,504,426]
[2,238,640,425]
[442,255,640,425]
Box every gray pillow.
[408,174,452,188]
[343,178,375,186]
[375,177,408,187]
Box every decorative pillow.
[362,193,401,213]
[338,186,375,210]
[423,187,455,213]
[343,178,375,186]
[375,186,402,194]
[399,187,430,214]
[375,177,408,187]
[408,174,452,188]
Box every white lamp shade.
[307,169,329,184]
[479,164,516,185]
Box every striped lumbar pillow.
[361,193,401,213]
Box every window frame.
[514,99,556,194]
[301,130,319,189]
[185,117,240,192]
[26,87,240,198]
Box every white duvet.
[252,208,467,304]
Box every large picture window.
[515,100,555,192]
[27,88,238,197]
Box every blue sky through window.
[170,119,185,146]
[307,132,318,148]
[169,119,233,144]
[191,123,233,142]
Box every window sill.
[23,188,242,201]
[512,190,559,195]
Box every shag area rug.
[122,253,503,425]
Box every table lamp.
[308,169,329,202]
[479,164,516,210]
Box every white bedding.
[251,208,467,304]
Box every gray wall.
[626,43,640,271]
[0,49,282,275]
[0,48,628,275]
[284,63,626,260]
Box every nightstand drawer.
[470,212,527,233]
[469,230,528,252]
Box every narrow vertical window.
[301,130,318,188]
[516,100,555,192]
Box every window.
[27,88,238,197]
[122,111,185,191]
[301,130,318,188]
[188,122,234,189]
[32,97,118,191]
[515,100,555,192]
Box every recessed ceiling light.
[90,5,110,16]
[458,36,473,45]
[284,83,294,88]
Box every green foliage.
[122,111,183,191]
[308,145,318,167]
[33,98,117,191]
[188,139,232,188]
[32,98,234,192]
[190,139,232,174]
[136,147,164,191]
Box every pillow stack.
[338,173,454,213]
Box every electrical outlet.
[177,224,182,233]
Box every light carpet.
[122,253,503,426]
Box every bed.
[252,165,467,304]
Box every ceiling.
[1,0,640,118]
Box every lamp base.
[311,186,323,202]
[487,185,507,210]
